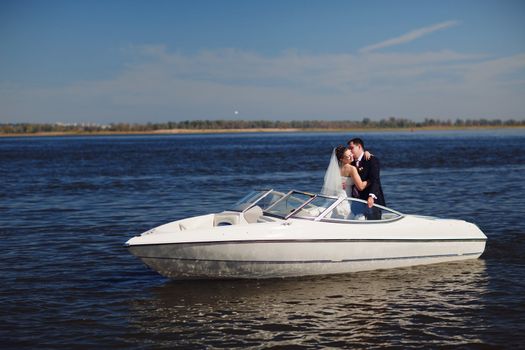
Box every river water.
[1,130,524,348]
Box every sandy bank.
[1,125,523,137]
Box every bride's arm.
[343,165,368,191]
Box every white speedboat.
[125,190,487,279]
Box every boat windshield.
[264,191,315,218]
[314,197,403,222]
[228,189,286,212]
[291,195,339,219]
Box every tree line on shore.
[1,117,524,134]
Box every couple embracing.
[321,138,386,219]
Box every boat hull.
[128,238,486,279]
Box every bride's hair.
[335,145,347,165]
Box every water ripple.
[1,131,524,348]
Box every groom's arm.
[367,157,381,201]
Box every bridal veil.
[321,148,344,197]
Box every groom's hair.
[348,137,364,148]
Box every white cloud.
[359,21,460,53]
[1,44,524,122]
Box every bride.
[321,145,369,198]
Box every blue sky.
[1,0,524,123]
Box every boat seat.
[214,212,240,226]
[243,205,263,223]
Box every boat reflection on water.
[127,259,489,348]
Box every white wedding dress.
[321,149,351,218]
[341,175,354,197]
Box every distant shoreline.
[1,125,524,137]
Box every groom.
[348,138,386,219]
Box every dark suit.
[351,155,386,219]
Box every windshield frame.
[227,189,274,213]
[288,194,340,220]
[311,196,405,223]
[263,190,317,219]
